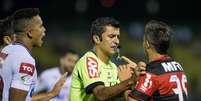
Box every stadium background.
[0,0,201,100]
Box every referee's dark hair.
[144,20,172,54]
[90,17,120,44]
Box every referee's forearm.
[93,79,133,101]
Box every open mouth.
[40,37,44,42]
[111,45,121,52]
[41,34,45,41]
[111,46,118,51]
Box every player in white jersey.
[0,8,67,101]
[0,17,16,100]
[0,43,37,101]
[0,17,15,48]
[35,49,79,101]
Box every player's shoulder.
[76,51,97,65]
[82,51,97,60]
[2,44,32,57]
[3,44,22,51]
[146,59,184,75]
[1,44,13,52]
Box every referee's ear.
[93,35,101,44]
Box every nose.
[114,36,119,45]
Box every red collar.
[152,55,170,62]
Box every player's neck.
[15,38,33,52]
[148,51,163,62]
[94,47,110,64]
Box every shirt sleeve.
[129,73,159,101]
[77,57,104,94]
[11,55,36,91]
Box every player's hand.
[118,56,137,81]
[121,56,137,69]
[118,64,133,82]
[121,56,146,77]
[50,72,68,97]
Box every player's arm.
[91,56,146,100]
[124,90,138,101]
[81,58,132,100]
[9,88,28,101]
[92,78,133,101]
[128,96,138,101]
[31,92,55,101]
[81,56,145,100]
[9,73,65,101]
[9,59,36,101]
[31,72,67,101]
[127,73,159,101]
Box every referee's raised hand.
[121,56,146,77]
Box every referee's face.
[99,25,120,56]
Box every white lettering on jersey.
[140,73,152,92]
[162,61,183,72]
[169,74,188,101]
[87,57,99,78]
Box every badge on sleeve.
[87,57,99,78]
[21,74,33,85]
[19,63,35,76]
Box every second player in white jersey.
[35,67,71,101]
[35,49,79,101]
[0,43,37,101]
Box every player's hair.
[90,17,120,43]
[0,17,13,45]
[11,8,40,34]
[144,20,171,54]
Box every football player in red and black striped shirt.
[127,20,189,101]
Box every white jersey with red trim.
[35,67,72,101]
[0,44,37,101]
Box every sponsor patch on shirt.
[21,74,34,85]
[86,57,99,78]
[19,63,35,76]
